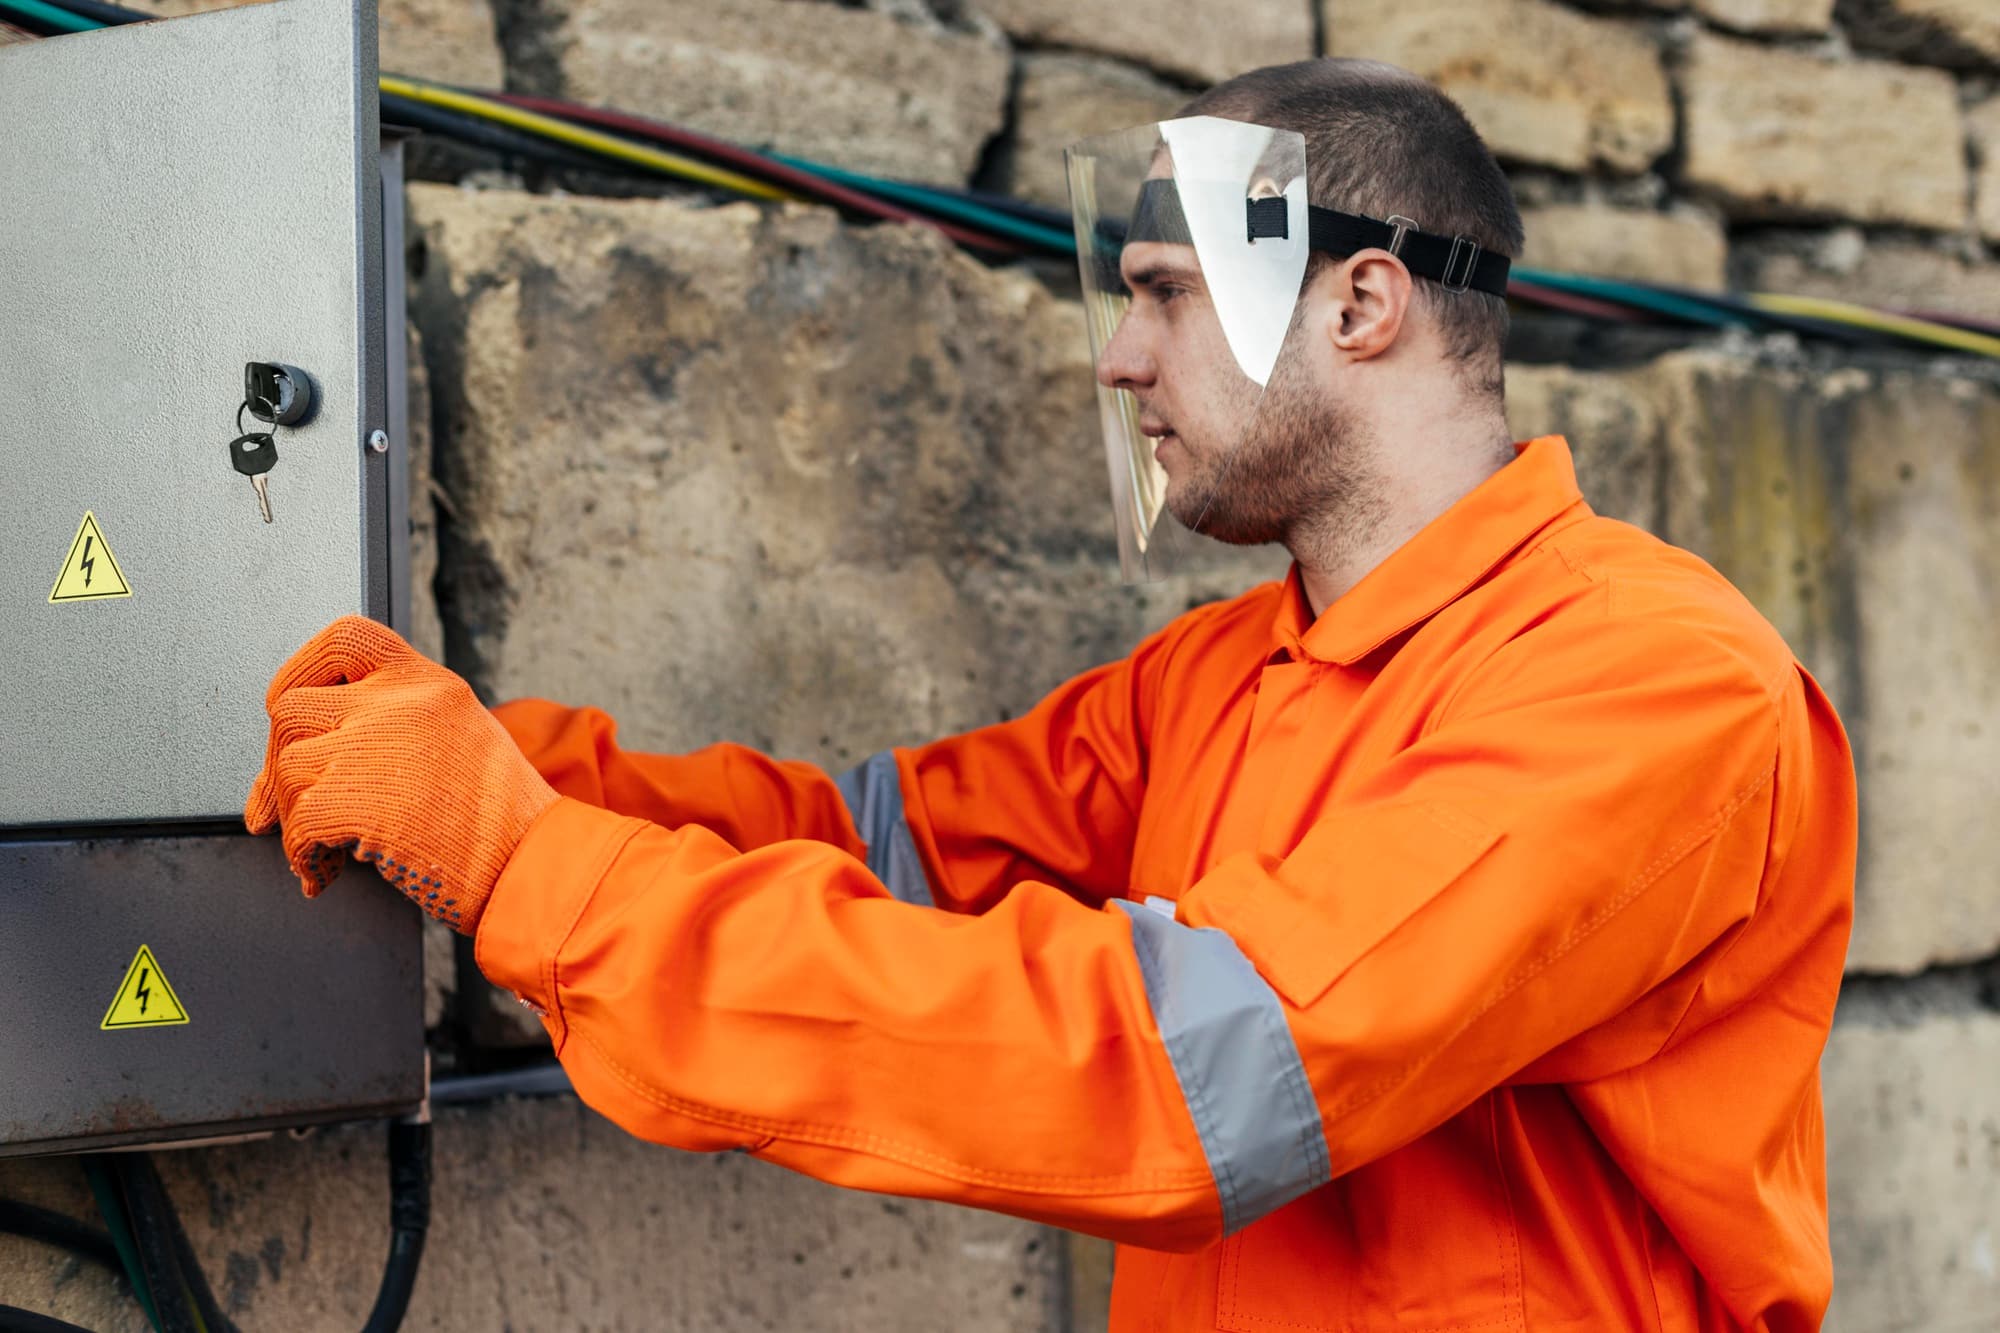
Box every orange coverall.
[478,436,1855,1332]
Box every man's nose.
[1095,313,1156,392]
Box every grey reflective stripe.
[1113,900,1331,1235]
[834,751,935,908]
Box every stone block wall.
[4,0,1999,1330]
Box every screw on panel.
[368,429,389,454]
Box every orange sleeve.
[474,607,1832,1251]
[491,610,1188,914]
[888,611,1183,912]
[491,700,866,861]
[476,800,1224,1249]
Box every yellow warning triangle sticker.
[49,510,132,603]
[101,945,189,1030]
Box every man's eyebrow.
[1123,262,1204,290]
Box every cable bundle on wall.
[368,76,2000,361]
[4,0,1997,361]
[384,72,2000,360]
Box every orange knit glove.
[244,616,559,934]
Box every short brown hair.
[1181,59,1524,396]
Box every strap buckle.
[1245,196,1289,242]
[1441,235,1480,294]
[1384,215,1419,257]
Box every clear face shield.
[1065,117,1312,583]
[1064,116,1514,583]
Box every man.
[248,59,1855,1332]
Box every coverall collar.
[1273,435,1587,666]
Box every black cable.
[0,1305,102,1333]
[360,1118,431,1333]
[107,1159,195,1333]
[129,1160,233,1333]
[0,1200,123,1276]
[430,1063,573,1107]
[379,93,629,178]
[109,1155,239,1333]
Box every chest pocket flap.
[1180,800,1501,1010]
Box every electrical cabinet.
[0,0,425,1154]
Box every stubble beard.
[1164,358,1381,557]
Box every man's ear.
[1325,250,1412,362]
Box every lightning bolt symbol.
[135,967,151,1016]
[79,534,95,589]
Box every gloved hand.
[244,615,559,934]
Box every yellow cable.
[379,75,795,203]
[1748,292,2000,361]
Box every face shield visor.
[1064,116,1513,583]
[1065,117,1311,583]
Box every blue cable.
[0,0,97,32]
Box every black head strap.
[1097,184,1514,299]
[1248,200,1512,297]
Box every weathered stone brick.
[1519,203,1729,288]
[1504,362,1667,532]
[1511,349,2000,972]
[1678,31,1967,230]
[124,0,504,88]
[507,0,1011,185]
[1970,95,2000,243]
[975,0,1312,88]
[1821,373,2000,971]
[1691,0,1835,33]
[405,184,1283,766]
[379,0,504,86]
[1839,0,2000,69]
[1657,351,2000,972]
[1823,1010,2000,1331]
[997,53,1186,209]
[1069,1233,1116,1333]
[1328,0,1674,173]
[1737,234,2000,322]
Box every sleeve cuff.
[475,795,646,1050]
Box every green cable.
[1510,267,1751,331]
[81,1158,162,1333]
[0,0,96,31]
[772,153,1079,252]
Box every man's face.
[1094,242,1362,547]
